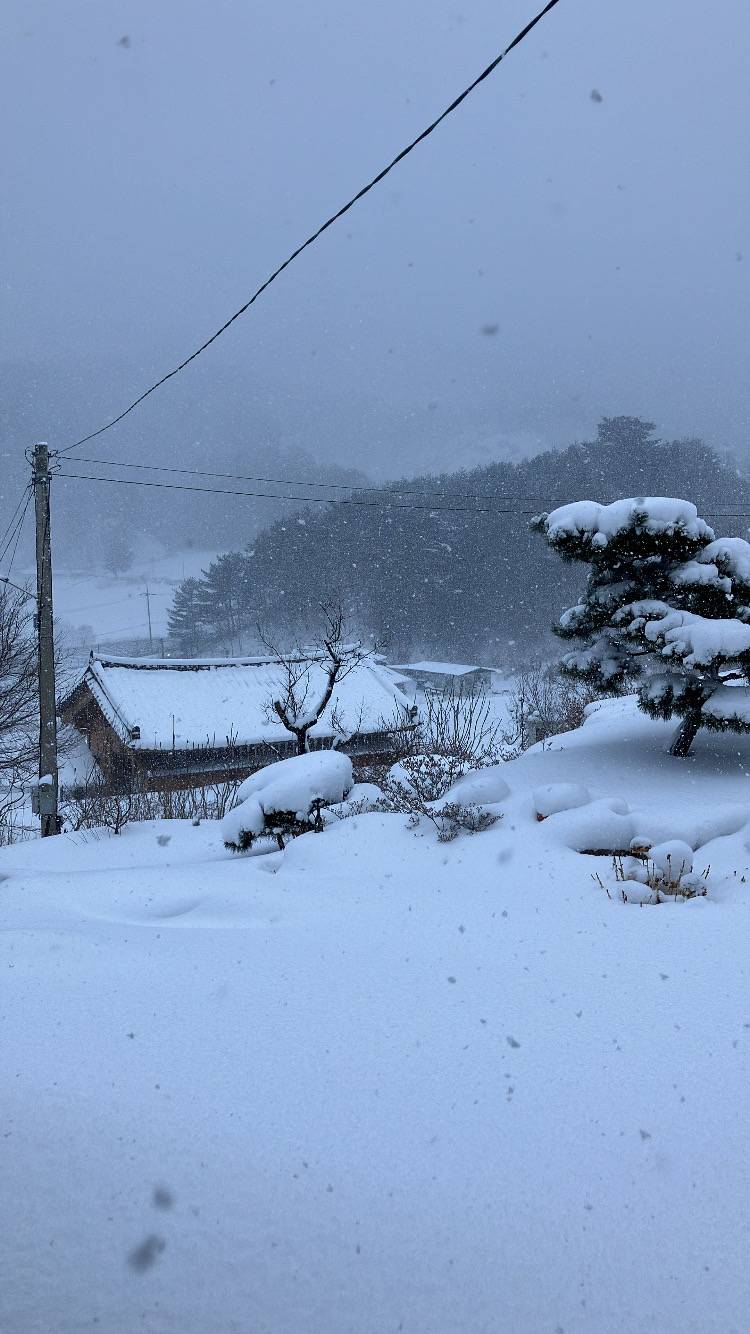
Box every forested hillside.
[169,418,750,663]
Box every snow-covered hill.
[19,547,219,652]
[3,700,750,1332]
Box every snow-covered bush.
[386,753,470,804]
[370,682,503,787]
[222,751,353,852]
[595,841,708,905]
[62,775,243,834]
[533,497,750,755]
[376,755,503,841]
[325,782,385,821]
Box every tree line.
[168,418,750,665]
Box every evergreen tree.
[167,577,209,656]
[201,553,252,652]
[533,496,750,755]
[595,416,658,450]
[103,523,134,575]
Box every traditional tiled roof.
[60,653,411,752]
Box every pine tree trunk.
[669,711,702,757]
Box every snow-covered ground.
[3,699,750,1332]
[17,548,219,651]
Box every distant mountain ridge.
[169,419,750,664]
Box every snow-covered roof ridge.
[62,653,412,752]
[91,651,352,671]
[390,660,489,675]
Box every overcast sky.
[2,0,749,480]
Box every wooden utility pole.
[32,441,61,836]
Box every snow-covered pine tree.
[532,497,750,756]
[167,577,209,656]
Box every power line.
[4,489,33,581]
[56,469,542,515]
[0,487,32,572]
[61,592,154,616]
[60,0,562,456]
[0,483,32,565]
[55,470,750,522]
[0,575,33,599]
[65,454,551,504]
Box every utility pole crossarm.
[32,441,61,836]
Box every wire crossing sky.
[60,0,562,456]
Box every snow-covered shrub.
[386,753,469,804]
[325,782,385,821]
[594,841,709,905]
[222,751,353,852]
[370,682,503,787]
[377,755,503,841]
[430,802,499,842]
[62,776,243,834]
[532,496,750,755]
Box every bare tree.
[0,585,38,841]
[259,601,370,755]
[502,665,602,755]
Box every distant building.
[59,653,414,792]
[389,661,495,693]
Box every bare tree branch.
[258,600,371,755]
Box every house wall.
[412,668,492,692]
[68,698,135,786]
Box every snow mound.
[326,782,384,819]
[234,750,354,812]
[648,839,693,881]
[544,797,634,852]
[543,497,712,546]
[223,751,354,848]
[222,796,266,848]
[443,767,511,807]
[533,782,590,820]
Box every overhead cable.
[60,0,562,455]
[56,470,542,515]
[66,455,551,504]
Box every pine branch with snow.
[533,497,750,755]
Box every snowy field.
[3,699,750,1332]
[17,548,219,651]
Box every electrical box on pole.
[32,441,61,836]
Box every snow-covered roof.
[390,660,490,677]
[62,654,411,752]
